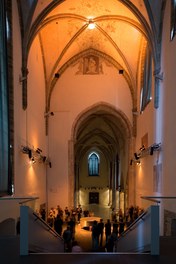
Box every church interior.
[1,0,176,263]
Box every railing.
[141,196,176,204]
[118,210,148,238]
[116,205,159,255]
[32,211,63,240]
[20,206,64,255]
[0,196,39,235]
[141,196,176,237]
[0,197,64,255]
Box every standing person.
[72,240,83,253]
[97,218,104,247]
[112,219,118,238]
[105,234,115,252]
[91,220,99,251]
[63,225,72,252]
[119,216,125,235]
[16,217,20,235]
[40,207,46,221]
[54,214,63,236]
[105,219,112,244]
[129,205,134,222]
[68,217,76,240]
[64,206,69,222]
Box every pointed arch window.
[88,152,100,176]
[171,0,176,40]
[140,45,152,112]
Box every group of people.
[39,204,83,252]
[91,217,125,252]
[111,205,144,225]
[37,204,144,253]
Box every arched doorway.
[69,102,133,218]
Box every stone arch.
[68,102,133,208]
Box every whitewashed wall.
[49,61,132,210]
[13,0,47,212]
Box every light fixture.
[131,142,161,162]
[136,160,141,166]
[28,149,32,159]
[21,145,51,167]
[140,145,145,151]
[119,69,124,74]
[55,73,60,78]
[88,20,95,29]
[134,152,140,160]
[150,146,154,155]
[36,148,42,154]
[31,157,36,164]
[42,156,46,162]
[44,111,54,117]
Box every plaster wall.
[134,50,161,208]
[49,61,132,209]
[13,5,47,212]
[133,1,176,236]
[159,1,176,215]
[161,1,176,197]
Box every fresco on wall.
[75,55,103,75]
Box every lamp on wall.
[131,142,161,163]
[150,146,154,155]
[21,145,52,167]
[28,149,32,159]
[134,152,140,160]
[136,160,141,166]
[139,145,145,151]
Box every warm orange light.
[88,20,95,29]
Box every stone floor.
[1,225,176,264]
[1,204,176,264]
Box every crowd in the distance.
[39,204,83,252]
[37,204,144,252]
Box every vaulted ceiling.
[17,0,164,175]
[18,0,163,111]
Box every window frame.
[0,0,13,196]
[140,45,152,112]
[88,152,100,176]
